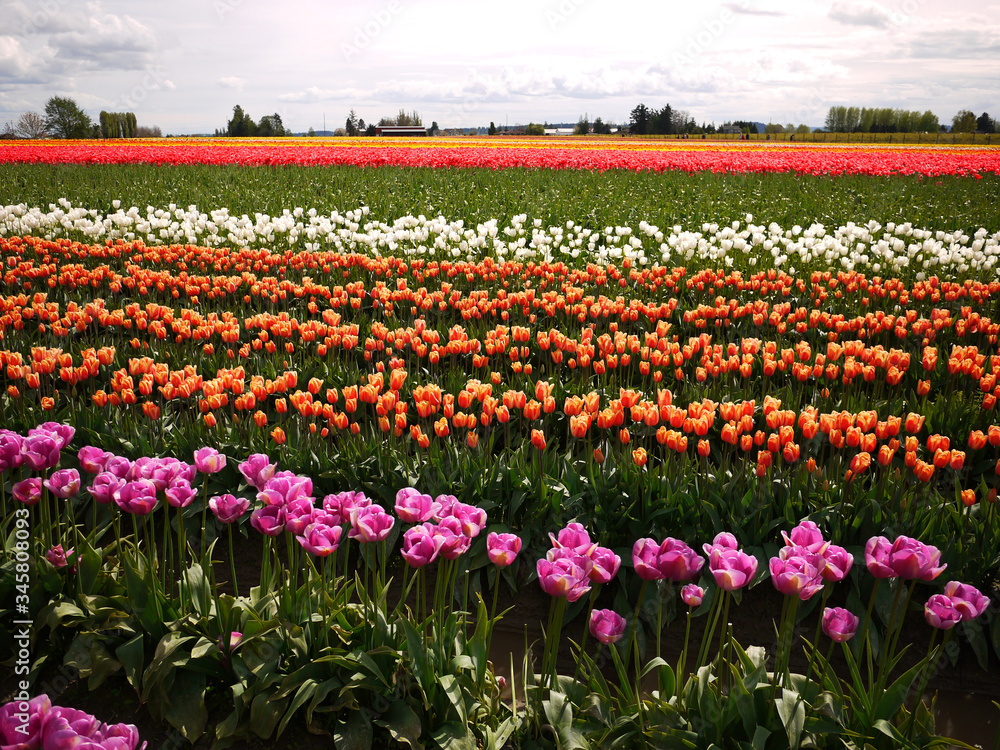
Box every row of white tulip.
[1,199,998,280]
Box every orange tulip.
[632,448,647,467]
[960,489,976,507]
[271,426,286,444]
[531,429,546,451]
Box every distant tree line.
[824,106,939,133]
[2,97,161,139]
[217,105,289,137]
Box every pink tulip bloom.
[13,477,43,506]
[781,520,828,554]
[238,453,276,490]
[943,581,990,620]
[114,479,158,515]
[193,446,227,474]
[0,430,24,472]
[30,422,75,450]
[707,547,758,591]
[887,536,947,581]
[88,472,124,505]
[865,536,896,578]
[104,455,132,478]
[446,502,488,538]
[219,631,243,652]
[681,583,705,607]
[657,538,705,582]
[395,487,440,523]
[633,538,665,580]
[537,549,591,602]
[45,468,81,499]
[165,479,197,509]
[589,609,627,645]
[820,544,854,582]
[46,545,75,570]
[589,545,621,584]
[258,474,313,508]
[322,490,370,525]
[348,504,395,543]
[550,522,597,557]
[401,523,445,567]
[487,532,522,567]
[250,504,285,536]
[22,432,61,471]
[209,494,249,524]
[434,494,459,518]
[770,553,825,600]
[822,607,859,642]
[0,694,50,748]
[297,523,343,557]
[924,594,963,630]
[702,532,739,557]
[78,446,113,474]
[283,497,317,535]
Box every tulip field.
[1,140,1000,749]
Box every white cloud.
[828,2,893,29]
[218,76,244,91]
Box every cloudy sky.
[1,0,998,134]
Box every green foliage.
[43,96,92,139]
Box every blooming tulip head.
[104,455,132,479]
[820,544,854,582]
[864,536,896,579]
[297,523,343,557]
[114,479,158,515]
[436,517,473,560]
[549,522,597,557]
[943,581,990,621]
[258,473,313,508]
[45,544,75,570]
[209,494,249,524]
[633,538,665,581]
[22,432,61,471]
[395,487,440,524]
[537,549,592,602]
[656,538,704,582]
[706,546,758,592]
[0,694,50,748]
[77,445,113,474]
[250,504,285,536]
[283,497,317,535]
[681,583,705,608]
[487,532,522,567]
[238,453,276,490]
[781,520,827,554]
[589,609,627,645]
[348,504,395,543]
[0,430,24,473]
[88,472,124,505]
[322,490,370,525]
[887,536,946,581]
[822,607,859,642]
[194,446,227,474]
[445,501,488,538]
[924,594,963,630]
[13,477,43,506]
[401,523,445,568]
[589,545,621,584]
[165,479,197,509]
[770,552,826,600]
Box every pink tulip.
[702,532,739,557]
[589,609,627,645]
[22,432,61,471]
[258,474,313,508]
[164,479,197,509]
[348,504,395,543]
[238,453,276,490]
[193,447,227,474]
[770,553,826,600]
[250,504,285,536]
[707,546,758,591]
[588,545,621,584]
[820,544,854,582]
[219,631,243,652]
[30,422,75,450]
[297,523,343,557]
[395,487,440,523]
[77,446,113,474]
[943,581,990,620]
[436,517,472,560]
[209,494,249,524]
[46,545,75,570]
[781,520,827,554]
[865,536,896,578]
[0,693,49,748]
[822,607,859,642]
[401,523,445,567]
[104,455,132,478]
[114,479,158,515]
[88,472,124,505]
[681,583,705,607]
[0,430,24,472]
[322,490,370,525]
[887,536,946,581]
[13,477,42,506]
[433,494,458,518]
[633,538,665,580]
[549,522,597,557]
[537,549,591,602]
[487,532,522,567]
[924,594,963,630]
[446,502,488,538]
[283,497,317,535]
[656,538,704,582]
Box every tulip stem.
[228,524,239,599]
[677,607,693,689]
